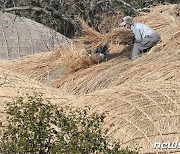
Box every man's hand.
[124,23,131,29]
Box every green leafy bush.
[0,93,137,154]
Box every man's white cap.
[120,16,134,26]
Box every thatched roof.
[0,67,75,123]
[2,45,101,84]
[51,4,180,94]
[1,20,135,84]
[0,12,72,60]
[0,4,179,153]
[68,81,180,153]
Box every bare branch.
[97,0,150,14]
[2,6,77,27]
[137,7,150,12]
[3,0,11,9]
[116,0,139,13]
[2,6,51,15]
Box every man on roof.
[120,16,160,60]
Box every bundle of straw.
[104,28,134,45]
[75,19,104,48]
[75,19,134,55]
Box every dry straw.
[75,19,134,54]
[2,44,102,84]
[51,4,180,93]
[0,4,180,154]
[50,6,180,153]
[3,17,135,84]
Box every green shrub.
[0,93,137,154]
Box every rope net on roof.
[0,12,72,60]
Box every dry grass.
[51,3,180,93]
[75,19,134,54]
[135,4,180,49]
[1,44,102,84]
[0,67,75,124]
[97,11,124,34]
[75,19,104,48]
[0,4,179,154]
[67,81,180,153]
[57,45,101,72]
[2,18,134,84]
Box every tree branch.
[2,6,77,26]
[116,0,139,13]
[2,6,51,15]
[3,0,11,9]
[97,0,150,14]
[137,7,150,12]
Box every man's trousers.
[131,33,161,60]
